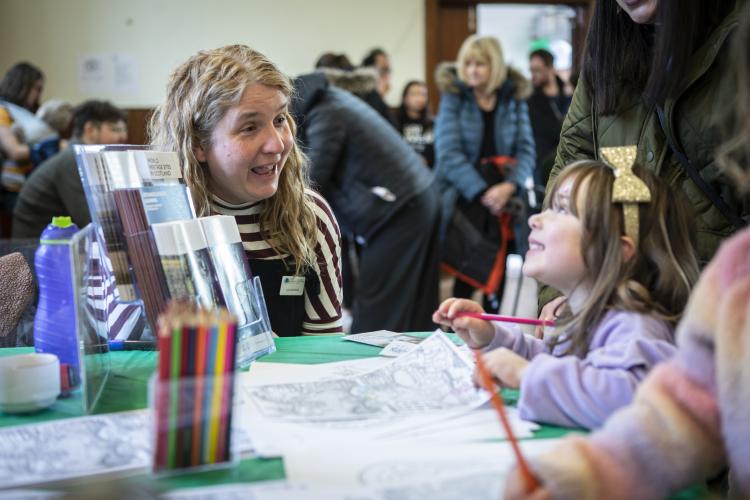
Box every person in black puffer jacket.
[292,72,440,333]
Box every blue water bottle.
[34,216,79,370]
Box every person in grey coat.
[292,71,440,333]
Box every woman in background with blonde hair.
[150,44,342,337]
[434,35,535,311]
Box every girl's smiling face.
[523,177,589,296]
[195,83,292,205]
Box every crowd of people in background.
[4,8,746,334]
[0,63,127,240]
[2,0,750,496]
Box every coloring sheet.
[341,330,424,348]
[239,357,391,387]
[0,410,150,488]
[243,332,483,422]
[283,438,561,490]
[234,332,545,458]
[164,439,561,500]
[0,408,255,488]
[161,477,504,500]
[380,406,540,443]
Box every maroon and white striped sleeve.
[302,190,343,335]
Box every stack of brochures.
[74,145,274,365]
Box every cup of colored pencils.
[152,302,238,474]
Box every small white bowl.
[0,353,61,413]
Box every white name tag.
[279,276,305,296]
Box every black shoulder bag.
[655,105,745,229]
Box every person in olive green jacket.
[538,0,750,318]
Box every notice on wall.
[78,52,140,94]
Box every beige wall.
[0,0,424,107]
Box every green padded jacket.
[540,0,750,310]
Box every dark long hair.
[583,0,734,115]
[397,80,431,127]
[0,62,44,110]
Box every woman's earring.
[616,4,622,14]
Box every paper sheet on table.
[160,472,512,500]
[283,438,561,491]
[163,438,559,500]
[341,330,425,347]
[162,480,353,500]
[240,357,391,386]
[236,332,491,457]
[0,404,255,489]
[243,332,485,422]
[238,403,539,458]
[382,405,540,442]
[0,490,64,499]
[0,410,151,488]
[378,339,418,357]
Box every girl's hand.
[481,182,516,215]
[432,298,495,349]
[534,296,566,339]
[478,348,529,389]
[503,468,550,500]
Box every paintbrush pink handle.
[455,312,555,327]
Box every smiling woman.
[149,45,343,337]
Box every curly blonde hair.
[149,45,318,275]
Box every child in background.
[434,154,699,429]
[395,81,435,168]
[504,4,750,498]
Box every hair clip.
[599,146,651,246]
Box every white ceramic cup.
[0,353,61,413]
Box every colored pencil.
[455,312,555,327]
[207,320,227,463]
[155,319,171,470]
[166,319,182,470]
[216,317,236,462]
[473,349,539,493]
[191,316,208,466]
[154,303,237,472]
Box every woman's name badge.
[280,276,305,296]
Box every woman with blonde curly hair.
[150,45,342,337]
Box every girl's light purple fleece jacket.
[485,309,676,429]
[526,227,750,499]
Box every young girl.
[396,80,435,168]
[434,155,699,429]
[504,4,750,498]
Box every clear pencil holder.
[149,372,238,476]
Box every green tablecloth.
[0,336,704,497]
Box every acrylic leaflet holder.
[151,217,275,367]
[69,223,112,414]
[74,144,196,342]
[234,277,274,368]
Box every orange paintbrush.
[473,349,540,493]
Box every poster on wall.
[78,52,140,94]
